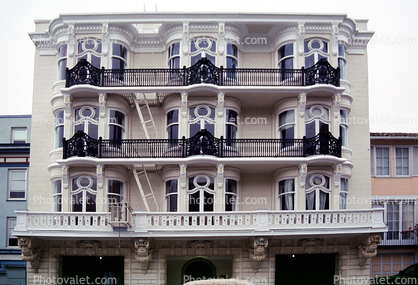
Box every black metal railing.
[63,130,341,159]
[66,58,340,88]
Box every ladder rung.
[143,120,153,124]
[144,193,154,198]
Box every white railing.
[380,234,418,246]
[14,209,386,237]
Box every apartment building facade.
[14,13,386,284]
[370,133,418,277]
[0,115,31,285]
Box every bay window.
[304,39,328,68]
[305,105,330,138]
[278,43,294,80]
[111,43,128,69]
[167,109,179,140]
[225,109,238,145]
[71,176,97,212]
[189,105,215,137]
[190,37,216,65]
[305,174,330,210]
[74,106,99,139]
[188,175,215,212]
[278,110,295,148]
[107,179,124,203]
[77,38,102,68]
[339,178,348,209]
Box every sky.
[0,0,417,132]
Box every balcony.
[380,231,418,246]
[62,130,342,159]
[14,208,386,239]
[65,58,340,88]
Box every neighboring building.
[370,133,418,277]
[14,13,386,285]
[0,115,31,285]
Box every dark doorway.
[275,254,335,285]
[62,256,124,285]
[181,258,216,284]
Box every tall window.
[7,218,18,247]
[188,175,215,212]
[375,147,390,176]
[278,43,294,80]
[278,178,295,210]
[189,105,215,137]
[339,178,348,209]
[107,180,124,203]
[338,44,346,80]
[340,109,348,147]
[111,43,128,69]
[109,110,125,140]
[74,106,99,139]
[165,179,178,212]
[8,169,27,200]
[225,179,238,211]
[395,147,409,176]
[58,44,67,80]
[305,105,330,138]
[226,43,238,69]
[190,37,216,65]
[55,110,64,148]
[304,39,328,68]
[11,127,27,144]
[71,176,97,212]
[225,109,238,143]
[77,38,102,68]
[278,110,295,142]
[305,174,330,210]
[167,109,179,140]
[53,180,62,212]
[168,42,180,69]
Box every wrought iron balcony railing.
[65,58,340,88]
[63,129,341,159]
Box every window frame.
[187,175,215,212]
[168,42,181,69]
[188,105,216,137]
[8,169,27,200]
[305,173,331,210]
[304,38,329,68]
[110,42,128,69]
[107,179,124,204]
[278,108,296,140]
[53,179,62,212]
[71,175,97,212]
[225,108,238,141]
[395,146,411,177]
[277,178,296,210]
[73,106,100,139]
[338,44,347,80]
[189,37,217,65]
[108,109,125,141]
[57,43,68,81]
[7,217,18,248]
[374,146,391,177]
[166,109,180,140]
[76,38,102,68]
[340,109,348,147]
[277,42,294,70]
[165,179,178,212]
[224,178,238,211]
[55,110,64,149]
[339,177,349,209]
[11,127,27,144]
[305,105,331,138]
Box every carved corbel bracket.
[357,234,382,266]
[249,237,268,272]
[135,238,153,272]
[18,237,41,272]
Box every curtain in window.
[284,179,294,210]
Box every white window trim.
[276,177,296,211]
[11,127,27,143]
[277,42,294,69]
[374,145,392,177]
[7,217,18,248]
[108,109,126,140]
[166,108,180,140]
[110,42,129,69]
[52,179,62,212]
[277,108,297,139]
[165,179,179,212]
[224,178,239,211]
[8,169,27,200]
[394,145,412,177]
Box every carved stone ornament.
[298,23,305,56]
[334,164,343,188]
[180,163,187,189]
[299,163,308,188]
[96,165,104,190]
[18,237,41,272]
[218,22,226,56]
[332,24,339,57]
[135,238,153,272]
[181,91,188,118]
[333,93,341,118]
[249,237,268,272]
[183,22,190,55]
[217,92,225,118]
[189,240,213,255]
[358,234,382,266]
[99,93,107,118]
[298,92,306,118]
[76,240,101,255]
[301,238,322,253]
[217,163,224,188]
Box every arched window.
[305,174,331,210]
[182,258,216,284]
[304,39,328,68]
[190,37,216,65]
[305,105,330,138]
[188,175,215,212]
[71,176,97,212]
[74,106,99,139]
[189,105,215,137]
[77,38,102,68]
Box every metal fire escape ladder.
[132,165,159,212]
[132,92,159,212]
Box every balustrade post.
[220,136,224,157]
[101,66,105,86]
[183,66,187,86]
[182,136,186,157]
[220,66,224,85]
[63,137,67,159]
[301,66,305,86]
[65,67,70,87]
[98,137,102,158]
